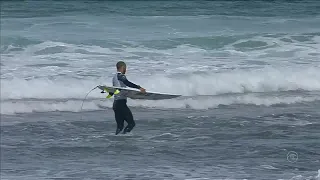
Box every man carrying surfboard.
[112,61,146,135]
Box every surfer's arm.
[117,74,141,89]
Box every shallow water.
[1,1,320,179]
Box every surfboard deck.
[98,85,181,100]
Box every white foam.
[0,77,105,100]
[140,66,320,96]
[1,32,320,85]
[316,169,320,179]
[0,100,111,115]
[2,30,320,117]
[1,94,319,115]
[130,95,320,109]
[1,66,320,101]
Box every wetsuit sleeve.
[117,74,141,89]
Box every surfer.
[112,61,146,135]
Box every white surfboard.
[97,85,181,100]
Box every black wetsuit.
[112,72,141,135]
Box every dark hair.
[116,61,126,69]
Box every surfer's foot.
[123,126,133,134]
[115,128,122,135]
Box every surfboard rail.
[98,85,181,100]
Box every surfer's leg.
[113,101,124,135]
[123,104,135,134]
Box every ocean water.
[1,1,320,179]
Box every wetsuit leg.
[123,103,135,134]
[113,100,125,135]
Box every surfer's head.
[116,61,126,74]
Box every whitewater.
[1,35,320,114]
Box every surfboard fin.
[114,89,120,94]
[104,88,120,98]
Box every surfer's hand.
[139,87,146,93]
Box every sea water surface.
[1,1,320,180]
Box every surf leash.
[79,85,120,120]
[79,86,99,121]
